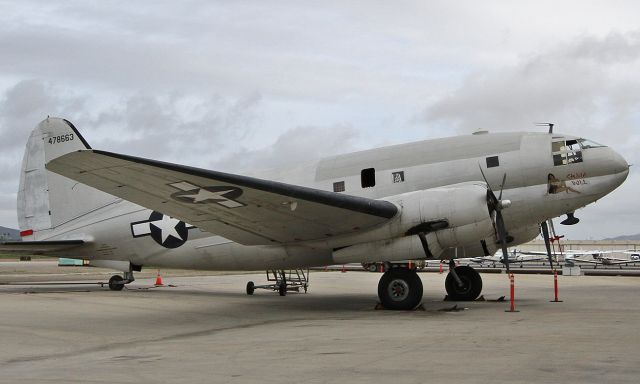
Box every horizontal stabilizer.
[0,240,86,254]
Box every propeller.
[540,220,555,270]
[479,167,512,274]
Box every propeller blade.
[496,210,510,274]
[540,221,555,269]
[498,173,507,201]
[478,165,499,205]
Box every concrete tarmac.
[1,262,639,383]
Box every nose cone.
[610,148,629,174]
[608,148,629,189]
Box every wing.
[0,240,86,255]
[46,150,398,245]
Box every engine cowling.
[332,183,497,264]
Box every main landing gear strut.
[376,262,483,310]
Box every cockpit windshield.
[577,138,606,149]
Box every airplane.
[0,117,629,310]
[465,249,547,265]
[563,250,640,266]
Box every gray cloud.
[420,32,640,238]
[0,2,639,240]
[214,124,360,174]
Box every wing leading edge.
[46,150,398,245]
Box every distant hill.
[0,226,20,241]
[604,233,640,241]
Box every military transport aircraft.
[0,118,630,310]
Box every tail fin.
[17,118,117,240]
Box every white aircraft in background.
[465,249,547,265]
[0,118,629,310]
[563,250,640,266]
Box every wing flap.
[46,150,398,245]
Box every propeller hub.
[497,199,512,210]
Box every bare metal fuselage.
[30,131,628,271]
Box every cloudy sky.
[0,1,638,239]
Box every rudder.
[17,117,118,239]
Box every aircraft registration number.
[48,134,74,144]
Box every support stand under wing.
[246,269,310,296]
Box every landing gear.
[108,275,125,291]
[107,270,135,291]
[445,265,483,301]
[377,268,423,310]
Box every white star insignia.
[149,215,183,243]
[180,188,236,203]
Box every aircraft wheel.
[368,264,378,272]
[108,275,125,291]
[246,281,255,295]
[445,266,482,301]
[377,268,423,310]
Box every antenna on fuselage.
[535,122,555,134]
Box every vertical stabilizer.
[17,118,117,239]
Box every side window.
[333,181,345,192]
[552,139,583,166]
[361,168,375,188]
[486,156,499,168]
[392,171,405,183]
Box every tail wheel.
[108,275,125,291]
[377,268,423,310]
[445,266,482,301]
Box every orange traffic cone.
[155,270,164,286]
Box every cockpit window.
[552,138,583,166]
[577,138,605,149]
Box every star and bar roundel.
[129,182,245,248]
[131,211,196,248]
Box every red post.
[550,269,563,302]
[439,261,443,274]
[378,263,384,273]
[408,260,413,270]
[506,273,519,312]
[341,264,346,273]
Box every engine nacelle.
[389,182,495,248]
[332,183,496,264]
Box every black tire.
[246,281,255,295]
[377,268,423,310]
[278,283,287,296]
[445,266,482,301]
[368,264,378,272]
[108,275,125,291]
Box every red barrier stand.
[439,262,443,274]
[341,265,346,273]
[550,269,563,302]
[505,273,519,312]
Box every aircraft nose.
[610,148,630,176]
[606,147,629,187]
